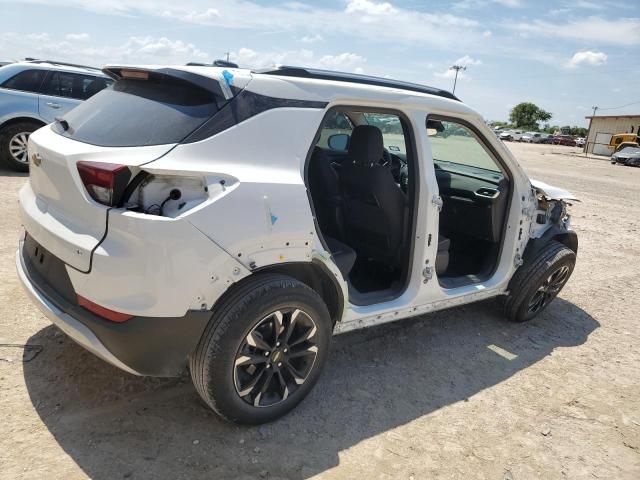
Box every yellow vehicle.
[610,134,639,153]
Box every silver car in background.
[0,60,112,172]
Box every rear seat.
[324,236,357,278]
[436,235,450,276]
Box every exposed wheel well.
[220,262,344,326]
[0,117,46,135]
[524,227,578,263]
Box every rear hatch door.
[22,65,250,272]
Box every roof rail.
[257,66,460,102]
[23,58,101,71]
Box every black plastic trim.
[183,89,328,143]
[259,66,460,102]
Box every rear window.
[53,76,218,147]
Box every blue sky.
[1,0,639,126]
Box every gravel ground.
[0,143,639,479]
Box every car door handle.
[46,102,61,109]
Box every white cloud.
[509,16,640,46]
[493,0,521,6]
[454,54,481,66]
[565,50,608,68]
[231,47,366,72]
[454,0,521,8]
[435,68,470,81]
[345,0,397,16]
[317,52,365,70]
[7,0,484,51]
[482,30,492,37]
[301,34,323,44]
[65,33,90,41]
[0,32,209,65]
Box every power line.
[597,100,640,111]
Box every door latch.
[431,195,443,212]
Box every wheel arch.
[524,224,578,263]
[0,116,46,135]
[215,260,345,327]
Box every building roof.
[585,115,640,120]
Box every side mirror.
[328,133,350,151]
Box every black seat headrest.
[348,125,383,166]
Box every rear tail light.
[77,295,134,323]
[77,161,131,206]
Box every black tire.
[190,274,332,424]
[505,241,576,323]
[0,121,42,172]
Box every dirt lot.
[1,143,639,479]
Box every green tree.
[509,102,552,130]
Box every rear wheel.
[190,274,332,424]
[0,121,42,172]
[505,241,575,322]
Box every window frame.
[41,70,108,101]
[304,104,421,306]
[425,113,514,286]
[0,68,48,94]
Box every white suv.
[17,65,578,424]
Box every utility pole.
[585,105,598,155]
[224,52,230,62]
[449,65,466,95]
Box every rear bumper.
[16,239,212,377]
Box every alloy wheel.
[233,308,319,408]
[527,265,570,314]
[9,132,30,164]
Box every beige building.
[585,114,640,155]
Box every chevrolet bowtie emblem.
[31,153,42,167]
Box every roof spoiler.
[102,66,250,107]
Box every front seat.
[307,147,343,240]
[340,125,407,266]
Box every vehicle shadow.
[0,165,28,177]
[23,297,598,479]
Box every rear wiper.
[54,117,69,131]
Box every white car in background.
[522,132,549,144]
[17,64,579,424]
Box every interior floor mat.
[348,257,400,293]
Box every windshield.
[619,147,640,155]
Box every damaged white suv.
[17,65,578,424]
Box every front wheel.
[505,241,576,322]
[190,274,332,424]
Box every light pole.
[449,65,466,94]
